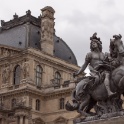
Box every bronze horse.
[66,34,124,116]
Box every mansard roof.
[0,10,41,31]
[0,11,77,65]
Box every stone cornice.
[0,47,79,72]
[0,44,21,51]
[0,11,41,31]
[25,48,80,72]
[31,109,73,116]
[0,44,21,60]
[0,86,74,99]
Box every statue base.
[73,111,124,124]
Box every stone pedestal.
[74,116,124,124]
[74,112,124,124]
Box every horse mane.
[110,34,122,58]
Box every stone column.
[20,116,23,124]
[1,118,4,124]
[25,116,29,124]
[41,6,55,55]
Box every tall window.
[14,65,21,85]
[23,116,25,124]
[36,99,40,111]
[55,72,61,86]
[12,98,16,108]
[36,65,43,87]
[60,98,65,109]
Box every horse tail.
[119,76,124,88]
[65,89,79,111]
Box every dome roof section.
[54,36,77,65]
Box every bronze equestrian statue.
[66,33,124,117]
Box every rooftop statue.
[66,33,124,120]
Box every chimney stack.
[40,6,55,55]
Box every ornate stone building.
[0,6,80,124]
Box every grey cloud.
[0,0,124,66]
[55,8,124,65]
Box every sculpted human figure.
[74,33,115,97]
[22,61,30,78]
[66,34,124,118]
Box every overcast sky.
[0,0,124,68]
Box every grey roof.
[0,12,77,65]
[54,36,77,65]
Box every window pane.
[36,66,42,87]
[55,72,61,86]
[60,98,64,109]
[36,99,40,111]
[14,65,21,85]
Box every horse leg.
[84,98,97,115]
[104,72,115,97]
[77,94,91,117]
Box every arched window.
[14,65,21,85]
[36,65,43,87]
[55,72,61,86]
[12,98,16,108]
[36,99,40,111]
[60,98,65,109]
[54,117,67,124]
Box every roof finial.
[13,13,18,19]
[1,20,5,26]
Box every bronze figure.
[66,33,124,119]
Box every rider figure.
[74,33,115,97]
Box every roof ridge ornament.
[1,20,5,26]
[26,10,31,16]
[0,10,41,31]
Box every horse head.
[110,34,124,57]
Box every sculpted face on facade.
[2,63,11,84]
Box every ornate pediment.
[0,10,41,31]
[32,117,45,124]
[54,116,67,124]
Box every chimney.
[40,6,55,55]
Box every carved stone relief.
[0,47,20,58]
[32,118,45,124]
[54,117,67,124]
[2,63,11,84]
[16,97,26,106]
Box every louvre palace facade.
[0,6,80,124]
